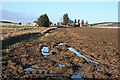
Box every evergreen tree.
[85,20,89,26]
[74,19,77,27]
[63,13,69,25]
[81,19,84,27]
[74,19,77,23]
[78,19,80,27]
[19,22,22,25]
[68,19,73,26]
[69,19,73,24]
[37,14,50,27]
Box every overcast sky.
[1,2,118,24]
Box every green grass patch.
[0,56,7,60]
[1,48,11,53]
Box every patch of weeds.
[1,48,11,53]
[0,56,7,60]
[23,74,29,77]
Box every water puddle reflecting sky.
[68,47,99,64]
[58,42,64,46]
[40,43,99,64]
[71,74,84,80]
[51,61,65,67]
[41,46,49,56]
[95,67,101,71]
[24,68,35,72]
[56,63,65,67]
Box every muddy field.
[2,27,120,80]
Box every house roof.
[0,21,18,24]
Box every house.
[25,22,38,26]
[57,22,63,26]
[31,22,38,26]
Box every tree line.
[35,13,89,27]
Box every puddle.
[24,68,35,72]
[44,74,64,77]
[95,67,100,71]
[58,42,64,46]
[71,74,84,80]
[68,47,99,64]
[41,69,47,74]
[54,42,99,64]
[41,46,49,56]
[51,61,65,67]
[44,74,54,77]
[56,63,65,67]
[41,69,47,72]
[108,66,115,69]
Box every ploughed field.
[2,27,120,79]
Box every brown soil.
[2,27,120,79]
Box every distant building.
[57,22,63,26]
[49,22,53,26]
[31,22,38,26]
[0,21,19,26]
[74,23,79,27]
[25,22,38,26]
[68,23,74,27]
